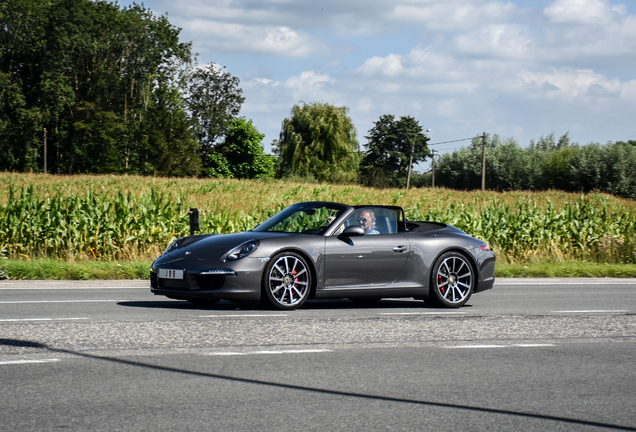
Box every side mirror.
[340,225,365,237]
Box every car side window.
[343,207,399,235]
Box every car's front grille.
[158,278,191,290]
[151,270,228,291]
[195,274,225,290]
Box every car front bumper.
[150,258,267,302]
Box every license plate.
[158,269,184,279]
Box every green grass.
[1,258,635,280]
[496,262,636,278]
[0,259,150,280]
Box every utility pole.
[43,128,47,174]
[406,135,416,190]
[481,132,486,191]
[431,149,438,188]
[406,128,431,190]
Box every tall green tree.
[361,115,430,188]
[276,102,360,183]
[0,0,197,175]
[185,63,245,165]
[207,118,275,180]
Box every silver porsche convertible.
[150,201,495,309]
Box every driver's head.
[357,210,375,233]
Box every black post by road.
[189,208,200,236]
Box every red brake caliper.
[438,275,445,293]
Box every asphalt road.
[1,279,635,431]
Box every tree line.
[2,0,634,200]
[435,134,636,200]
[1,0,251,177]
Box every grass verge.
[495,262,636,278]
[1,259,635,280]
[0,259,151,280]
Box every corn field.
[0,173,635,264]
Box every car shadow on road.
[116,298,474,311]
[0,337,632,431]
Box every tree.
[184,63,245,162]
[361,115,430,188]
[140,81,201,177]
[207,118,275,179]
[276,102,360,183]
[436,134,545,191]
[0,0,196,175]
[434,133,636,199]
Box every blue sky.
[119,0,636,171]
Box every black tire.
[428,251,474,308]
[186,298,220,306]
[262,252,312,310]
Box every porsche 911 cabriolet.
[150,201,495,309]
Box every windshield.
[253,202,347,235]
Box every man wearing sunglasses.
[358,210,380,235]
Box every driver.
[358,209,379,235]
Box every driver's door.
[324,233,410,288]
[323,207,409,289]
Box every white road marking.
[0,300,128,304]
[0,359,60,365]
[205,349,332,356]
[0,318,90,322]
[496,281,635,285]
[0,287,146,290]
[442,344,556,349]
[552,310,630,313]
[199,314,290,318]
[380,312,466,316]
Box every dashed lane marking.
[442,344,556,349]
[199,314,290,318]
[205,349,332,356]
[552,310,630,313]
[0,300,128,304]
[0,359,60,365]
[380,312,466,315]
[0,286,146,290]
[0,318,90,322]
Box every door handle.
[392,245,407,253]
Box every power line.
[428,136,481,146]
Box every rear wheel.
[428,252,474,308]
[263,252,312,310]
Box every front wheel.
[428,252,474,308]
[262,252,312,310]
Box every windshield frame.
[252,202,350,235]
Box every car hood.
[157,231,298,263]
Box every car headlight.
[225,240,259,261]
[163,238,184,255]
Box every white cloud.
[544,0,625,25]
[454,23,535,59]
[185,20,327,57]
[392,1,521,31]
[284,71,335,100]
[516,68,627,101]
[357,54,405,77]
[357,48,466,82]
